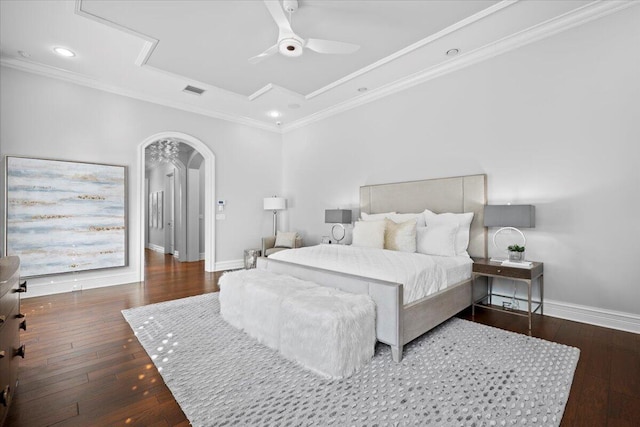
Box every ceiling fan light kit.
[249,0,360,64]
[279,38,303,57]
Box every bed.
[257,174,487,362]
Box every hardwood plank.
[18,352,136,384]
[17,374,89,404]
[610,346,640,398]
[559,364,584,426]
[607,391,640,426]
[11,375,117,418]
[5,402,79,427]
[52,396,161,427]
[571,374,609,427]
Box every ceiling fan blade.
[248,44,279,64]
[263,0,293,35]
[305,38,360,55]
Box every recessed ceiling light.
[288,103,301,110]
[268,111,281,118]
[18,50,31,58]
[357,87,368,92]
[446,48,460,56]
[53,47,76,57]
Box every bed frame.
[257,174,487,362]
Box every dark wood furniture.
[471,257,543,329]
[0,256,26,426]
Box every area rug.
[122,293,579,427]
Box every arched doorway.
[138,132,215,281]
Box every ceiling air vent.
[183,85,205,96]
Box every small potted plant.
[507,244,525,261]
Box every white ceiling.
[0,0,635,133]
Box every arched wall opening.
[138,132,215,281]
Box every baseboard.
[544,299,640,334]
[146,243,165,253]
[22,271,141,298]
[214,259,244,272]
[200,252,205,260]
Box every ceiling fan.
[249,0,360,64]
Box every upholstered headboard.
[359,174,487,258]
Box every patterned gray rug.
[122,293,579,427]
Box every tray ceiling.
[0,0,634,132]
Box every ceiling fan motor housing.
[282,0,299,13]
[279,38,303,57]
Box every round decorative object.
[493,226,526,254]
[331,224,346,243]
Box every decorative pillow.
[384,218,417,252]
[416,224,458,257]
[360,212,396,221]
[423,209,474,255]
[274,231,297,248]
[387,213,426,228]
[351,220,386,249]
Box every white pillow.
[351,220,386,249]
[416,224,458,257]
[387,213,426,228]
[360,211,395,221]
[274,231,297,248]
[423,209,474,255]
[384,218,417,252]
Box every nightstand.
[471,258,544,330]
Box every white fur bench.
[219,269,376,379]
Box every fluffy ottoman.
[243,274,317,350]
[219,269,377,379]
[219,269,276,330]
[280,286,376,379]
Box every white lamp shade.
[264,197,286,211]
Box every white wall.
[282,9,640,319]
[0,67,282,296]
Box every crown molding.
[304,0,517,100]
[0,57,281,134]
[282,0,637,133]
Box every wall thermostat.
[217,200,226,211]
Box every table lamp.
[484,204,535,261]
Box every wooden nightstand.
[471,258,544,330]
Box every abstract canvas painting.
[5,157,127,277]
[151,192,158,229]
[157,191,163,230]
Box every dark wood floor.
[6,251,639,426]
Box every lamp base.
[272,210,278,236]
[331,224,346,243]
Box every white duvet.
[268,244,473,305]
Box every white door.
[165,172,175,254]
